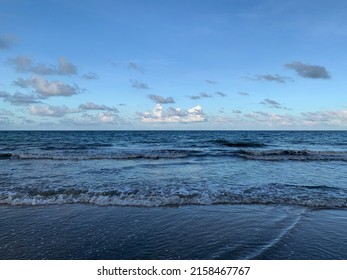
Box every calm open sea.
[1,130,347,259]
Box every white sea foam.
[1,184,346,208]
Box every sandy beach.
[1,204,347,260]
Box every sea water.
[1,130,347,259]
[1,130,347,208]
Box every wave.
[40,143,113,150]
[1,183,347,208]
[0,150,193,160]
[236,149,347,161]
[0,153,12,159]
[2,148,347,162]
[212,139,266,148]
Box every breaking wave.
[1,183,347,208]
[2,148,347,162]
[212,139,266,148]
[236,149,347,161]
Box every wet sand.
[0,204,347,259]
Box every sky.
[0,0,347,130]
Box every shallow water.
[0,204,347,259]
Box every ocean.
[1,130,347,259]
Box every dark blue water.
[1,130,347,208]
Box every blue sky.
[1,0,347,129]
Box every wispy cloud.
[65,111,121,125]
[8,56,77,75]
[0,34,15,50]
[130,79,149,90]
[232,110,242,114]
[139,104,207,123]
[215,91,227,97]
[13,76,80,97]
[79,102,118,112]
[128,62,145,74]
[244,111,297,126]
[0,91,40,105]
[189,92,212,99]
[301,110,347,126]
[29,105,80,117]
[0,109,14,116]
[238,91,250,96]
[249,74,293,83]
[260,98,291,110]
[285,61,331,79]
[147,94,175,104]
[82,72,99,80]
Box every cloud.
[65,112,120,125]
[29,105,79,117]
[232,110,242,114]
[285,61,331,79]
[139,104,207,123]
[0,34,15,49]
[190,95,201,100]
[98,111,119,124]
[5,92,40,105]
[215,91,227,97]
[301,110,347,126]
[0,109,14,116]
[0,91,40,105]
[147,94,175,104]
[244,111,297,126]
[260,98,291,110]
[0,91,10,98]
[238,91,250,96]
[128,62,145,74]
[57,57,77,75]
[82,72,99,80]
[79,102,118,113]
[7,56,77,75]
[205,80,217,84]
[251,74,293,83]
[13,76,80,97]
[189,92,212,100]
[0,116,13,126]
[130,79,149,90]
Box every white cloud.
[249,74,293,83]
[130,79,149,90]
[139,104,207,123]
[0,91,40,105]
[99,111,119,124]
[0,109,14,116]
[79,102,118,112]
[0,34,15,49]
[147,94,175,104]
[7,56,77,75]
[301,110,347,126]
[244,111,297,126]
[29,105,79,117]
[65,111,120,125]
[57,57,77,75]
[14,76,80,97]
